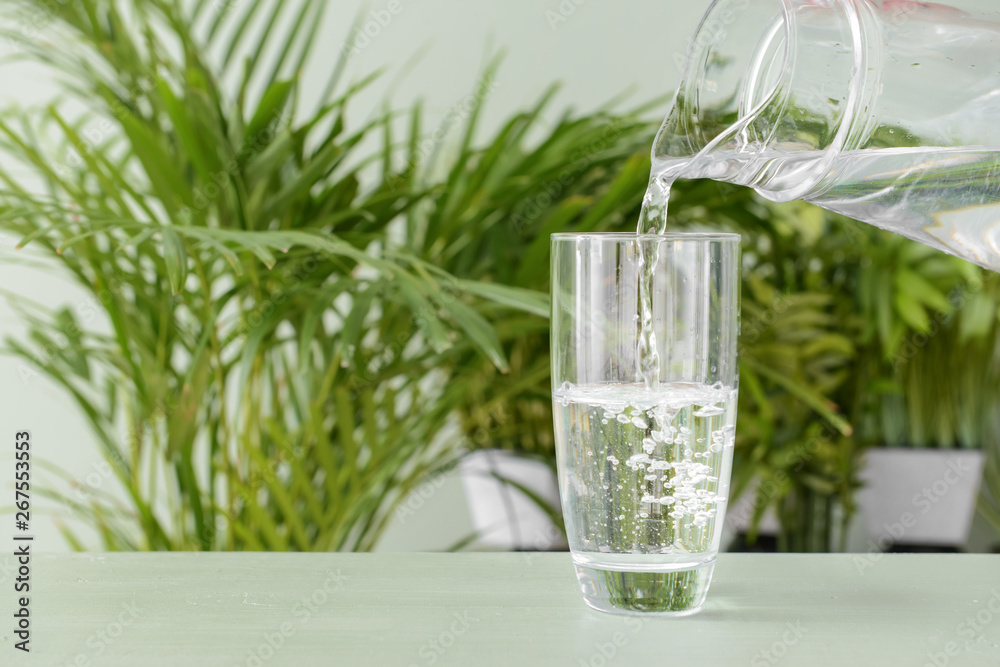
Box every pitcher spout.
[655,0,880,201]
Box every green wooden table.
[2,553,999,666]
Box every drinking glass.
[550,233,740,615]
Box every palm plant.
[0,0,542,550]
[405,91,657,462]
[854,237,998,450]
[730,203,1000,550]
[5,0,997,555]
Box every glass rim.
[551,232,740,241]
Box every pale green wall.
[0,0,712,552]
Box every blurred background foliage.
[1,0,998,552]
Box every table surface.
[2,552,999,666]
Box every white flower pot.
[459,450,567,550]
[857,448,985,548]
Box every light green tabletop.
[2,553,999,666]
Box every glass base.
[574,559,715,616]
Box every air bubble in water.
[627,453,651,469]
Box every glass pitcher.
[654,0,1000,270]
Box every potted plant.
[416,106,1000,555]
[708,198,1000,553]
[0,0,544,551]
[712,197,862,552]
[16,0,991,557]
[852,246,999,550]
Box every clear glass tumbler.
[550,233,740,615]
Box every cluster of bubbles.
[594,399,735,529]
[553,382,737,544]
